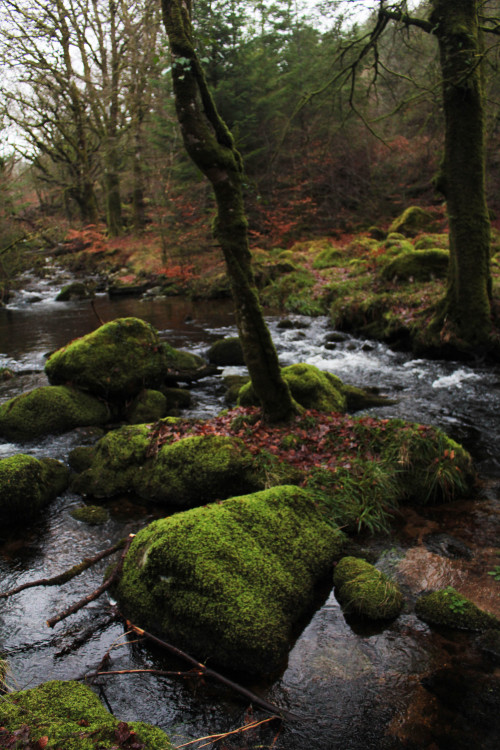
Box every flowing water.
[0,273,499,749]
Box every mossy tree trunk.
[161,0,297,421]
[431,0,492,348]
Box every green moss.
[389,206,441,237]
[55,282,93,301]
[238,363,346,412]
[68,445,96,473]
[260,268,324,315]
[414,233,449,250]
[162,342,206,372]
[0,385,110,440]
[416,588,500,631]
[115,486,346,674]
[0,680,172,749]
[125,389,167,424]
[380,249,449,282]
[333,556,404,619]
[0,454,69,525]
[161,387,192,412]
[73,427,261,506]
[312,246,343,269]
[342,384,397,412]
[70,505,109,525]
[207,336,245,365]
[45,317,167,399]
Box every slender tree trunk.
[162,0,297,421]
[431,0,492,347]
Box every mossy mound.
[312,246,343,269]
[125,388,167,424]
[414,233,449,250]
[333,556,404,620]
[342,384,397,412]
[415,588,500,631]
[70,505,109,525]
[68,445,95,473]
[161,387,192,412]
[0,385,109,441]
[72,426,261,506]
[45,317,167,399]
[207,336,245,366]
[238,363,346,412]
[0,454,69,524]
[115,485,346,675]
[380,249,449,282]
[55,282,93,301]
[389,206,441,237]
[0,679,172,749]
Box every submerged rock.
[72,425,261,506]
[0,385,109,440]
[416,587,500,631]
[115,485,346,675]
[333,556,404,620]
[0,454,69,524]
[70,504,109,525]
[0,679,172,749]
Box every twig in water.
[175,717,278,749]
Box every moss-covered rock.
[207,336,245,366]
[342,384,397,412]
[72,426,261,506]
[0,385,109,440]
[380,249,449,282]
[389,206,441,237]
[0,454,69,524]
[0,680,172,749]
[312,246,343,269]
[68,445,96,473]
[55,282,93,301]
[125,389,167,424]
[115,485,346,675]
[414,233,449,250]
[415,588,500,631]
[333,556,404,620]
[45,317,167,399]
[70,504,109,525]
[161,387,192,412]
[238,363,346,412]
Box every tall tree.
[161,0,297,422]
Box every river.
[0,274,499,749]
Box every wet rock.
[0,454,69,525]
[207,336,245,366]
[333,556,404,620]
[70,504,109,525]
[55,281,93,301]
[114,485,346,675]
[476,629,500,664]
[416,587,500,631]
[324,332,348,343]
[277,318,310,329]
[0,680,172,748]
[125,388,167,424]
[423,532,473,560]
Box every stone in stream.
[114,485,346,676]
[333,556,404,620]
[415,588,500,631]
[0,454,69,525]
[0,680,173,748]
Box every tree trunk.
[431,0,492,347]
[161,0,297,421]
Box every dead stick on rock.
[0,538,127,600]
[46,535,134,629]
[127,622,299,721]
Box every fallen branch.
[126,622,299,721]
[46,535,134,628]
[175,717,278,749]
[83,668,202,679]
[0,538,126,600]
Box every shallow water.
[0,282,499,749]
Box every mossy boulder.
[125,389,167,424]
[380,249,449,282]
[0,385,109,441]
[342,384,397,412]
[114,485,346,675]
[0,680,172,749]
[207,336,245,366]
[389,206,441,237]
[70,505,109,525]
[312,246,343,269]
[68,445,95,473]
[0,454,69,524]
[238,363,346,412]
[415,588,500,631]
[333,556,404,620]
[161,387,192,412]
[55,282,93,301]
[72,425,261,506]
[45,317,167,399]
[414,233,449,250]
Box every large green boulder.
[72,425,261,506]
[416,588,500,631]
[238,363,346,412]
[0,385,109,440]
[125,388,167,424]
[388,206,441,237]
[0,454,69,524]
[333,556,404,620]
[207,336,245,366]
[380,249,449,282]
[0,680,172,749]
[115,485,346,675]
[45,317,167,399]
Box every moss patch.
[333,556,404,620]
[0,385,109,440]
[389,206,441,237]
[115,485,346,675]
[0,679,172,749]
[415,588,500,631]
[70,505,109,525]
[125,389,167,424]
[379,249,449,282]
[0,454,69,525]
[207,336,245,366]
